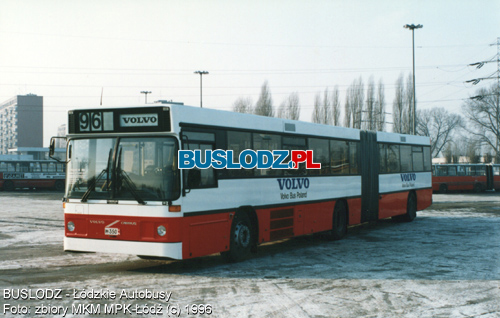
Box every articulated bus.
[432,163,500,193]
[50,104,432,261]
[0,160,65,191]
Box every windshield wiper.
[81,149,113,202]
[116,148,146,205]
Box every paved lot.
[0,191,499,317]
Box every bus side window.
[283,136,307,176]
[349,141,360,175]
[16,162,30,172]
[387,144,400,173]
[476,166,486,176]
[307,138,329,176]
[379,143,387,174]
[331,139,350,175]
[32,162,41,172]
[48,163,56,172]
[423,147,431,171]
[412,146,424,172]
[457,166,465,176]
[400,145,412,172]
[447,166,457,176]
[225,131,252,178]
[254,133,282,177]
[435,166,444,176]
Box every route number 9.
[79,112,103,132]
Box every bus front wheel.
[222,212,254,262]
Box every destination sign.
[69,107,170,133]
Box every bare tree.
[392,74,405,133]
[416,107,463,158]
[462,84,500,161]
[322,89,332,125]
[312,92,323,124]
[375,79,386,131]
[466,138,481,163]
[344,77,364,129]
[331,86,341,126]
[312,89,332,125]
[232,97,253,114]
[363,77,375,130]
[352,77,364,129]
[254,81,274,117]
[343,97,352,128]
[278,92,300,120]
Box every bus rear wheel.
[222,212,254,262]
[402,192,417,222]
[326,200,347,241]
[54,180,64,191]
[439,184,448,193]
[473,183,483,193]
[3,180,14,191]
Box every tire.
[54,180,65,192]
[400,192,417,222]
[326,200,348,241]
[439,184,448,193]
[3,180,14,191]
[473,183,483,193]
[222,212,254,262]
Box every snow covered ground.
[0,191,499,317]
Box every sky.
[0,0,499,146]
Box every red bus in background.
[491,164,500,191]
[0,160,65,191]
[432,164,500,193]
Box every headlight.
[157,225,166,237]
[67,221,75,232]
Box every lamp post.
[404,24,423,135]
[194,71,209,108]
[140,91,151,104]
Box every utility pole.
[194,71,209,108]
[466,38,500,162]
[140,91,151,104]
[404,24,423,135]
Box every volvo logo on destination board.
[120,114,158,127]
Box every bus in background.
[432,163,500,193]
[491,164,500,191]
[0,160,66,191]
[50,104,432,262]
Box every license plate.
[105,228,120,236]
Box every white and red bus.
[0,159,65,191]
[432,163,500,193]
[50,104,432,261]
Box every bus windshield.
[66,137,180,201]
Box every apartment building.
[0,94,43,155]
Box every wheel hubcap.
[234,223,250,248]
